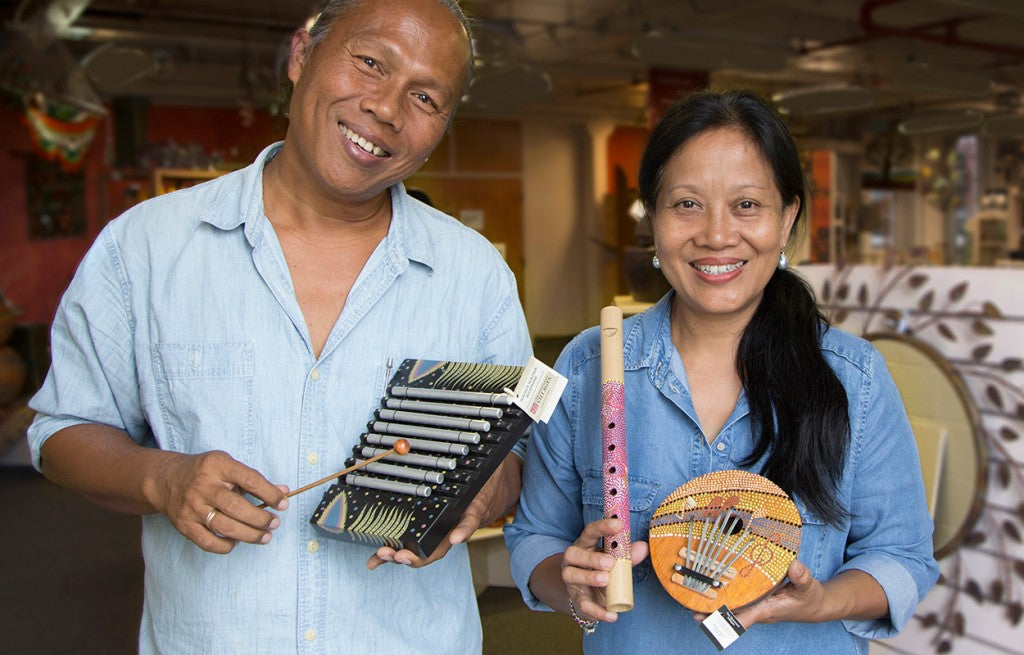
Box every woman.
[505,90,939,654]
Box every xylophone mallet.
[257,438,410,508]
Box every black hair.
[406,188,435,207]
[638,89,850,525]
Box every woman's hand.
[695,561,887,628]
[728,561,826,627]
[561,517,649,623]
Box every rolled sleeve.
[504,531,571,611]
[837,345,940,638]
[27,226,145,469]
[838,552,923,638]
[504,341,584,612]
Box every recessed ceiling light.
[897,110,984,134]
[632,33,788,73]
[983,114,1024,138]
[889,61,991,97]
[772,85,875,115]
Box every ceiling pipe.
[800,0,1024,62]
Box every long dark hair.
[638,89,849,525]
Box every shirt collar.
[628,290,750,420]
[196,141,436,273]
[623,291,674,374]
[386,183,436,272]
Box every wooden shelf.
[153,168,226,195]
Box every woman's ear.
[781,197,801,247]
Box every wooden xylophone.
[310,359,533,556]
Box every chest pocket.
[152,342,256,459]
[582,474,661,585]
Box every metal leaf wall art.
[818,261,1024,653]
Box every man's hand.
[151,449,290,554]
[39,426,289,555]
[367,453,524,569]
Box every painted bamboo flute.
[600,305,633,612]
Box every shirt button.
[307,452,319,465]
[310,368,320,380]
[304,628,317,642]
[307,539,320,554]
[716,442,726,452]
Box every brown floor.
[1,466,145,654]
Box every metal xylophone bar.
[359,446,457,470]
[384,397,505,419]
[344,389,517,497]
[389,385,515,406]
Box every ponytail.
[738,268,849,525]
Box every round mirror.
[867,333,988,558]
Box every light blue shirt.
[28,142,532,655]
[505,292,939,655]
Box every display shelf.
[153,168,226,195]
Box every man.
[27,0,531,652]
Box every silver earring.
[652,254,661,270]
[778,250,788,270]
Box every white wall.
[522,121,597,337]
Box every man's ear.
[288,28,313,84]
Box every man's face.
[286,0,470,204]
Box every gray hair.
[279,0,475,114]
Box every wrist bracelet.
[568,598,598,635]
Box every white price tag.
[700,605,745,650]
[506,357,567,423]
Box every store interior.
[1,0,1024,653]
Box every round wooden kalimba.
[649,470,802,613]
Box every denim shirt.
[505,293,939,655]
[28,142,532,655]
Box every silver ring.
[204,508,218,530]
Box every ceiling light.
[772,84,875,115]
[466,65,552,108]
[939,0,1024,18]
[897,109,984,134]
[81,44,157,91]
[632,33,788,74]
[983,114,1024,138]
[889,61,991,96]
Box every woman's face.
[652,127,799,325]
